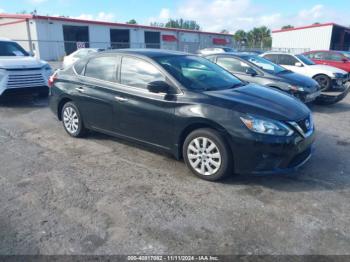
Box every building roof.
[272,23,350,34]
[0,13,234,37]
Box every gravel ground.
[0,92,349,255]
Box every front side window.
[121,57,165,89]
[0,41,29,56]
[155,55,243,91]
[326,53,344,62]
[217,57,250,73]
[245,55,286,74]
[312,52,327,60]
[85,56,117,82]
[278,55,299,66]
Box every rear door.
[323,52,349,71]
[74,55,119,132]
[112,55,177,149]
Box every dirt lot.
[0,92,349,255]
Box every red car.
[303,50,350,73]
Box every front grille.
[7,71,46,89]
[296,115,312,134]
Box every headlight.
[240,115,294,136]
[288,85,305,92]
[42,64,52,71]
[333,73,345,79]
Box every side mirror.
[342,58,349,63]
[295,62,303,67]
[28,51,35,57]
[147,81,170,94]
[245,67,257,76]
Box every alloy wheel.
[187,137,222,176]
[63,106,79,134]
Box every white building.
[272,23,350,52]
[0,13,234,61]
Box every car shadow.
[0,94,48,108]
[309,101,350,114]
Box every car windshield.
[244,55,286,74]
[296,55,315,65]
[0,41,29,56]
[155,55,243,91]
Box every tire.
[314,75,332,91]
[183,128,233,181]
[61,101,86,138]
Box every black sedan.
[204,53,321,103]
[49,49,315,181]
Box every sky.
[0,0,349,33]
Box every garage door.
[110,29,130,49]
[63,25,89,55]
[145,32,160,49]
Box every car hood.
[0,56,47,69]
[274,71,318,88]
[309,64,347,74]
[207,84,310,121]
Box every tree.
[234,26,272,49]
[221,29,229,34]
[233,30,247,46]
[281,25,294,30]
[165,19,201,30]
[126,19,137,25]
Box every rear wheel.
[183,128,232,181]
[314,75,332,91]
[61,102,86,137]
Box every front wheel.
[61,101,86,137]
[183,128,233,181]
[314,75,332,91]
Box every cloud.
[147,0,348,33]
[74,12,116,22]
[0,9,4,13]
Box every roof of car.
[203,52,254,58]
[0,38,12,42]
[101,49,189,58]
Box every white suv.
[261,52,349,90]
[0,39,52,97]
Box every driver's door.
[112,56,177,150]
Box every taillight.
[48,72,58,88]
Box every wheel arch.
[176,119,232,160]
[57,97,72,121]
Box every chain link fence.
[13,39,310,61]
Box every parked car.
[62,48,103,68]
[303,50,350,73]
[197,47,236,55]
[262,52,349,90]
[204,53,321,103]
[0,38,52,97]
[49,49,315,181]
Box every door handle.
[75,87,85,93]
[114,96,128,102]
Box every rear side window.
[217,57,249,73]
[263,54,279,64]
[312,52,327,60]
[120,57,165,89]
[278,55,298,66]
[85,56,117,82]
[73,59,86,75]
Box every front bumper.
[228,128,315,175]
[0,68,50,96]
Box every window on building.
[217,57,250,73]
[278,54,299,66]
[85,56,117,82]
[121,57,165,89]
